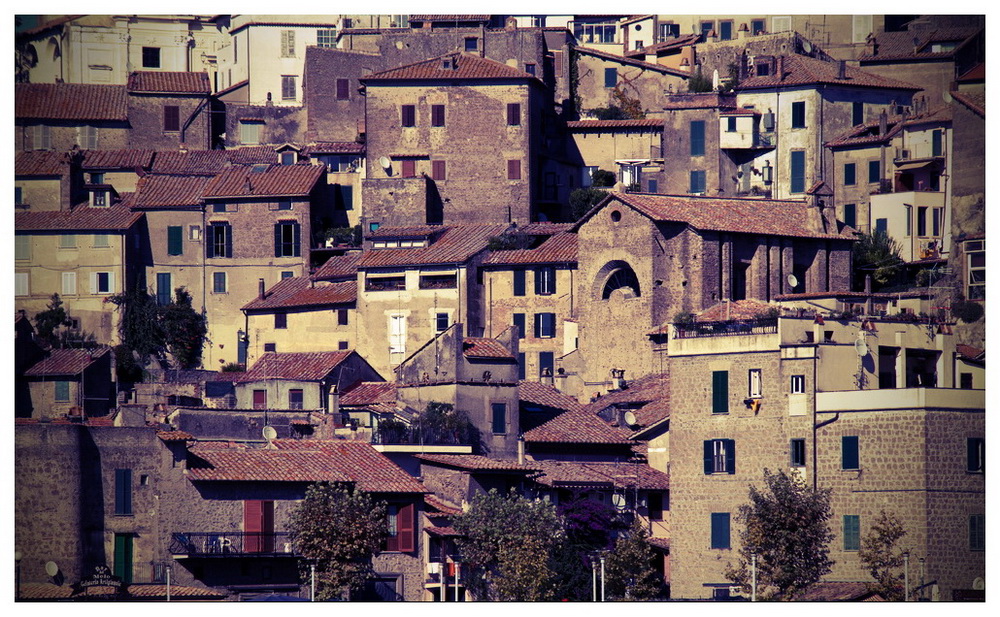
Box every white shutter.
[388,314,406,355]
[15,273,29,296]
[62,272,77,296]
[106,272,116,294]
[90,272,99,294]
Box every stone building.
[572,46,689,120]
[665,306,984,600]
[125,71,216,151]
[15,150,78,213]
[23,347,117,419]
[566,119,664,192]
[15,83,130,152]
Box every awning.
[895,159,939,172]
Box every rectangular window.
[875,218,888,234]
[62,272,77,296]
[701,21,715,36]
[704,439,736,474]
[54,380,70,402]
[647,492,665,520]
[525,62,536,75]
[334,184,353,210]
[507,103,521,126]
[507,159,521,180]
[844,163,856,186]
[842,435,860,470]
[712,370,729,413]
[167,226,183,256]
[388,314,406,356]
[969,514,985,551]
[207,222,232,258]
[435,312,449,333]
[281,30,296,57]
[719,21,733,40]
[711,512,730,549]
[518,352,526,380]
[967,437,985,473]
[384,503,415,553]
[843,515,861,551]
[275,312,287,329]
[748,369,762,398]
[92,190,108,207]
[431,104,445,127]
[660,22,680,39]
[336,78,350,100]
[689,170,706,194]
[113,534,134,584]
[156,272,172,305]
[142,46,160,68]
[917,206,928,237]
[115,469,133,515]
[967,241,985,300]
[513,269,526,296]
[648,179,658,193]
[513,313,526,339]
[492,403,507,434]
[289,389,304,410]
[431,160,447,181]
[274,221,301,257]
[465,37,478,52]
[15,272,29,297]
[534,312,556,338]
[726,116,737,132]
[253,390,267,409]
[539,351,554,378]
[281,76,296,101]
[790,374,806,394]
[868,160,880,184]
[400,158,416,178]
[337,309,349,326]
[960,373,974,389]
[932,208,942,237]
[843,204,856,229]
[751,19,766,35]
[852,102,864,126]
[164,105,180,132]
[604,68,617,88]
[535,266,556,295]
[401,105,416,127]
[93,234,110,248]
[15,186,23,206]
[790,150,806,193]
[60,234,77,249]
[93,271,113,295]
[78,125,98,149]
[790,438,806,467]
[791,101,806,128]
[240,121,262,145]
[932,129,943,157]
[213,271,227,293]
[690,120,705,156]
[317,29,337,48]
[366,275,406,292]
[33,125,51,150]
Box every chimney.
[878,109,888,136]
[327,388,339,415]
[517,437,525,465]
[837,60,846,80]
[776,56,784,81]
[737,23,749,40]
[258,278,266,299]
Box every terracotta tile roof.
[958,63,985,82]
[483,232,578,266]
[646,536,670,551]
[794,581,885,601]
[414,454,539,472]
[566,119,663,130]
[425,525,463,537]
[357,224,508,268]
[575,46,691,78]
[82,149,156,171]
[462,337,515,360]
[515,222,574,235]
[519,381,585,413]
[157,430,195,442]
[24,347,110,376]
[339,381,396,407]
[304,141,365,155]
[16,203,142,232]
[204,164,324,199]
[227,146,288,166]
[15,151,67,176]
[311,252,362,281]
[720,108,760,116]
[275,440,426,493]
[18,583,75,600]
[585,373,670,413]
[523,407,633,445]
[125,584,227,599]
[951,90,985,118]
[363,52,538,82]
[424,493,463,515]
[531,460,670,490]
[131,174,211,209]
[239,351,352,383]
[594,192,851,240]
[187,442,354,483]
[696,299,776,322]
[149,150,232,175]
[825,119,905,148]
[662,93,736,110]
[737,55,923,92]
[369,225,444,239]
[858,27,980,62]
[242,278,356,312]
[632,398,671,429]
[628,33,701,55]
[956,344,984,361]
[127,71,211,93]
[773,290,930,301]
[16,83,128,121]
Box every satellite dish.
[973,577,985,590]
[786,274,799,289]
[262,426,277,441]
[611,493,627,509]
[623,411,638,427]
[45,561,59,577]
[943,91,953,104]
[803,40,813,53]
[854,338,869,357]
[378,156,391,170]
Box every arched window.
[601,266,641,299]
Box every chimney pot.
[258,278,266,299]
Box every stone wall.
[127,93,212,151]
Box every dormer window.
[90,173,105,184]
[92,190,108,207]
[280,151,296,165]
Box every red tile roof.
[592,192,851,240]
[566,119,663,130]
[462,337,515,360]
[414,454,539,472]
[125,584,227,599]
[737,55,923,92]
[275,440,426,493]
[357,224,508,268]
[227,146,288,166]
[363,52,538,82]
[523,407,633,445]
[575,46,691,78]
[15,151,68,176]
[424,493,463,515]
[24,347,110,376]
[825,119,905,148]
[628,33,701,56]
[130,174,211,209]
[585,373,669,412]
[18,583,75,600]
[519,381,585,413]
[956,344,984,361]
[425,525,463,537]
[858,27,980,62]
[696,299,776,322]
[239,351,352,383]
[149,150,232,175]
[312,252,362,281]
[203,164,325,199]
[16,203,142,232]
[127,71,211,93]
[16,83,128,121]
[531,460,670,490]
[951,90,985,118]
[339,381,396,407]
[409,15,490,22]
[241,278,356,312]
[483,232,578,266]
[958,63,985,82]
[188,442,354,483]
[82,149,156,171]
[305,141,365,155]
[157,430,196,442]
[719,108,760,117]
[794,581,885,601]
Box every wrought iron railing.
[673,317,778,339]
[170,532,295,556]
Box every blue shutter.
[274,223,282,257]
[725,439,736,474]
[704,440,713,474]
[790,150,805,193]
[604,68,617,88]
[224,224,232,257]
[842,435,859,469]
[932,130,942,157]
[513,269,526,296]
[513,313,526,339]
[711,513,730,549]
[533,313,542,338]
[690,121,705,156]
[492,403,506,434]
[206,225,215,258]
[518,352,526,380]
[712,371,729,413]
[167,226,183,256]
[115,469,132,515]
[292,221,301,257]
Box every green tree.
[108,284,165,367]
[858,510,908,601]
[549,497,621,600]
[452,489,564,601]
[288,483,388,600]
[33,294,73,348]
[108,285,208,374]
[569,186,610,221]
[159,287,207,369]
[853,230,904,290]
[724,469,834,600]
[605,519,664,600]
[591,169,616,187]
[687,68,714,92]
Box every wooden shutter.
[791,150,805,193]
[336,79,349,100]
[224,224,232,257]
[725,439,736,474]
[534,313,542,338]
[711,513,730,549]
[164,106,180,131]
[402,159,416,177]
[253,390,267,409]
[432,105,445,127]
[690,121,705,156]
[397,503,415,552]
[244,500,273,552]
[292,221,301,257]
[512,313,525,339]
[508,159,521,180]
[167,226,183,256]
[703,440,714,474]
[513,269,526,296]
[274,223,283,257]
[205,225,215,258]
[114,534,133,583]
[432,160,446,181]
[507,103,520,126]
[842,436,859,469]
[712,371,728,413]
[115,469,132,515]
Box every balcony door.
[245,500,275,553]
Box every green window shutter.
[167,226,183,256]
[711,513,730,549]
[115,469,132,515]
[725,439,736,474]
[790,150,805,193]
[712,371,729,413]
[843,515,860,551]
[932,130,942,157]
[113,534,133,583]
[690,121,705,156]
[54,380,70,402]
[703,440,713,474]
[842,435,859,469]
[274,223,283,257]
[491,403,506,434]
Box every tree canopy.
[724,469,834,600]
[107,285,207,376]
[549,497,621,601]
[858,510,909,601]
[288,483,388,600]
[852,230,904,290]
[604,519,664,600]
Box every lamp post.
[600,554,606,602]
[591,556,598,602]
[14,550,22,600]
[166,564,171,602]
[903,551,910,601]
[918,557,925,601]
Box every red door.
[244,500,275,552]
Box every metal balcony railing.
[673,317,778,339]
[170,532,295,557]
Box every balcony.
[673,317,778,339]
[170,532,295,557]
[817,387,984,413]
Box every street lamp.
[14,550,22,600]
[903,551,910,601]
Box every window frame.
[790,374,806,394]
[844,162,856,186]
[790,149,806,194]
[431,104,446,127]
[966,240,985,300]
[535,266,556,295]
[507,103,521,126]
[967,437,985,473]
[167,225,183,256]
[704,438,736,474]
[335,78,350,100]
[274,312,288,330]
[791,101,806,129]
[507,159,521,180]
[712,370,729,413]
[431,160,447,181]
[868,160,880,184]
[281,75,297,101]
[604,67,617,88]
[212,271,227,294]
[790,438,806,467]
[690,120,706,156]
[164,105,180,132]
[142,46,161,68]
[843,515,861,551]
[539,351,554,378]
[114,469,133,516]
[491,402,507,434]
[207,222,233,258]
[289,389,304,410]
[512,313,526,339]
[841,435,860,470]
[280,30,296,57]
[710,512,731,549]
[155,272,172,305]
[54,379,71,402]
[401,105,416,127]
[534,312,556,339]
[274,220,301,258]
[62,271,77,296]
[748,368,762,398]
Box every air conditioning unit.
[427,562,441,575]
[762,112,775,131]
[897,148,910,160]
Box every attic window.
[280,152,296,165]
[250,164,269,173]
[442,58,454,70]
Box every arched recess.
[594,260,641,300]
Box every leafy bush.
[591,169,616,187]
[569,186,610,221]
[952,299,984,323]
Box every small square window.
[790,374,806,394]
[142,47,161,68]
[465,37,478,52]
[61,234,77,249]
[338,341,349,350]
[435,312,449,333]
[263,343,276,353]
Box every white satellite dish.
[262,426,277,441]
[803,40,813,53]
[854,338,869,357]
[973,577,985,590]
[611,493,627,509]
[378,156,391,170]
[787,274,799,289]
[45,561,59,577]
[623,411,638,427]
